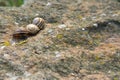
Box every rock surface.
[0,0,120,80]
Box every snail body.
[12,27,29,40]
[32,17,45,30]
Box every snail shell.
[13,27,29,40]
[32,17,45,30]
[26,24,40,34]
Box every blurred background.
[0,0,24,7]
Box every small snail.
[12,17,45,40]
[32,17,45,30]
[26,24,40,34]
[12,27,29,40]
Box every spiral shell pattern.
[32,17,45,30]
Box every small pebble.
[3,54,10,58]
[48,29,53,33]
[35,13,39,16]
[108,22,112,25]
[82,17,86,20]
[108,70,111,73]
[58,24,66,29]
[100,13,106,17]
[56,54,61,58]
[93,23,98,27]
[55,51,59,54]
[82,28,85,30]
[0,46,5,50]
[55,51,61,58]
[66,28,70,30]
[70,73,75,76]
[11,42,16,46]
[112,14,118,17]
[14,22,19,25]
[46,2,52,6]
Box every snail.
[13,24,39,40]
[32,17,45,30]
[26,24,40,34]
[12,27,29,40]
[12,17,45,40]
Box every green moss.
[114,78,119,80]
[0,0,24,7]
[57,28,103,48]
[52,20,120,49]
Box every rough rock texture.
[0,0,120,80]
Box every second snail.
[12,17,45,40]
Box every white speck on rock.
[58,24,67,29]
[55,51,59,54]
[108,22,112,25]
[56,54,61,58]
[82,28,85,30]
[100,13,106,17]
[112,14,118,17]
[35,13,39,16]
[24,71,31,77]
[12,42,16,46]
[14,22,19,26]
[93,23,98,27]
[3,54,10,58]
[55,51,61,58]
[82,17,86,20]
[48,29,53,34]
[70,73,75,76]
[66,28,70,30]
[108,70,111,73]
[46,2,52,6]
[0,46,5,50]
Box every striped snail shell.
[26,24,40,34]
[32,17,45,30]
[12,27,29,40]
